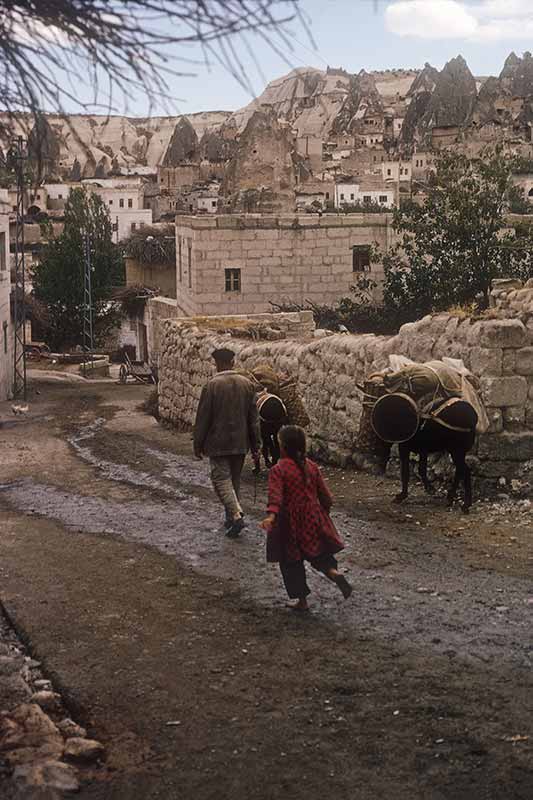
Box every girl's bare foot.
[327,568,353,600]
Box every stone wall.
[158,300,533,492]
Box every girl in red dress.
[261,425,353,611]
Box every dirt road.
[0,379,532,799]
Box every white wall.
[108,209,153,241]
[334,184,394,208]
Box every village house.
[173,212,394,317]
[382,159,412,183]
[83,178,153,240]
[334,180,395,209]
[512,172,533,203]
[0,189,13,401]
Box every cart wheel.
[119,365,128,384]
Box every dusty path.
[0,380,532,799]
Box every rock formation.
[163,117,199,166]
[221,108,295,213]
[331,71,383,135]
[27,115,61,179]
[421,56,477,131]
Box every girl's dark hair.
[279,425,307,481]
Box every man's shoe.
[226,516,245,538]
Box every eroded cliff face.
[163,117,199,166]
[421,56,477,131]
[27,116,61,179]
[221,109,295,212]
[0,110,231,178]
[330,71,384,135]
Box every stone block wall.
[158,301,533,492]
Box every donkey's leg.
[418,452,433,494]
[393,444,410,504]
[271,426,281,465]
[448,450,465,510]
[260,424,271,468]
[463,462,472,513]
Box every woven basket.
[278,378,310,428]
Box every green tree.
[33,188,125,350]
[383,148,533,321]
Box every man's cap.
[212,347,235,362]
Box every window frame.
[352,245,371,273]
[225,267,241,293]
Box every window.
[188,242,192,289]
[325,192,330,200]
[0,232,5,271]
[363,195,371,204]
[225,268,241,292]
[211,200,217,208]
[399,168,403,176]
[109,199,113,206]
[340,193,345,200]
[352,245,371,272]
[131,222,137,231]
[128,198,133,208]
[119,198,124,208]
[350,193,354,200]
[379,195,388,204]
[58,194,63,200]
[3,321,7,354]
[178,237,182,282]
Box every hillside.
[3,52,533,179]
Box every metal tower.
[11,137,27,400]
[82,231,94,376]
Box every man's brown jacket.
[193,370,260,457]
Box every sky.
[53,0,533,117]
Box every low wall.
[158,294,533,493]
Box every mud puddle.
[2,418,532,675]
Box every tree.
[32,187,124,350]
[383,148,533,321]
[0,1,302,128]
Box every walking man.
[194,348,260,538]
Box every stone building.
[174,212,394,316]
[0,189,13,401]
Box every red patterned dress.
[266,457,344,563]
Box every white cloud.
[385,0,533,41]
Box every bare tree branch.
[0,0,302,137]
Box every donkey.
[257,392,288,468]
[393,414,476,513]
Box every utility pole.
[10,137,27,400]
[81,231,94,377]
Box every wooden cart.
[118,352,156,385]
